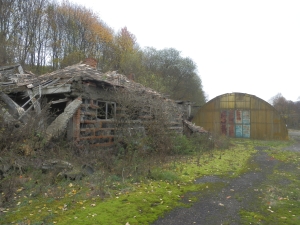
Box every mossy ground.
[240,172,300,225]
[1,138,295,225]
[239,140,300,225]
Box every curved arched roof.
[192,92,288,140]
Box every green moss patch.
[240,141,300,225]
[1,139,288,225]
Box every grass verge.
[0,139,274,225]
[240,139,300,225]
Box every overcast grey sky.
[69,0,300,102]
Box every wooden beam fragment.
[30,78,60,89]
[33,84,71,95]
[27,90,41,114]
[51,98,70,104]
[0,92,28,123]
[45,98,82,141]
[17,65,24,74]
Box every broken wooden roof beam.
[51,98,70,104]
[0,92,29,123]
[45,98,82,141]
[37,84,71,95]
[0,64,24,76]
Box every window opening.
[96,101,116,120]
[107,102,115,119]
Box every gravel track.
[152,131,300,225]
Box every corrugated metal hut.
[192,93,288,140]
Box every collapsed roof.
[0,61,207,146]
[1,62,165,96]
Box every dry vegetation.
[0,91,215,211]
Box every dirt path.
[153,131,300,225]
[284,129,300,152]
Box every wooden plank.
[18,65,24,74]
[41,84,71,95]
[79,135,115,140]
[0,81,15,85]
[30,78,60,89]
[46,98,82,141]
[80,128,116,132]
[18,99,39,121]
[27,90,41,114]
[80,120,97,124]
[0,92,28,123]
[51,98,70,104]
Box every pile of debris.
[183,120,208,136]
[0,60,206,147]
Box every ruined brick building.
[0,60,206,147]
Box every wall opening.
[221,110,250,138]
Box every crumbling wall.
[68,81,185,147]
[1,63,194,147]
[71,98,116,147]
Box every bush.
[149,168,179,182]
[173,133,213,155]
[173,135,196,155]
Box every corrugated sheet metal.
[192,93,288,140]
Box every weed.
[1,138,257,224]
[1,97,294,225]
[148,169,179,182]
